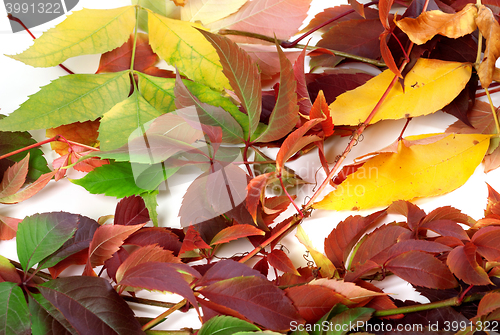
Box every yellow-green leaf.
[99,91,163,151]
[313,133,491,211]
[148,11,229,91]
[329,59,472,126]
[8,6,136,67]
[296,225,336,278]
[181,0,248,25]
[0,72,130,132]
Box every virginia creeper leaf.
[29,293,75,335]
[125,227,182,255]
[309,278,386,303]
[206,0,311,42]
[0,256,20,284]
[180,0,248,25]
[17,212,78,272]
[197,30,261,138]
[210,225,265,245]
[293,45,313,115]
[36,276,144,334]
[0,282,30,335]
[314,133,490,211]
[198,315,260,335]
[148,11,229,91]
[328,59,472,126]
[0,170,57,204]
[255,43,299,142]
[200,276,302,331]
[385,251,458,289]
[395,4,477,44]
[0,72,130,132]
[115,196,150,226]
[447,242,492,285]
[475,292,500,321]
[296,225,336,278]
[197,259,266,287]
[71,161,176,198]
[7,6,136,67]
[472,226,500,261]
[85,223,145,275]
[476,5,500,88]
[47,120,100,156]
[267,249,300,276]
[179,225,212,256]
[0,154,29,199]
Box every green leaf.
[141,191,159,227]
[7,6,136,67]
[0,282,30,335]
[99,90,164,151]
[0,72,130,132]
[198,315,261,335]
[254,43,299,142]
[197,30,262,138]
[29,293,74,335]
[137,73,177,114]
[16,213,78,272]
[148,11,229,91]
[71,161,177,198]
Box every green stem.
[217,29,386,67]
[485,88,500,135]
[10,259,52,281]
[130,6,140,72]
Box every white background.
[1,0,500,331]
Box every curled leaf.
[476,5,500,88]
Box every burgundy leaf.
[422,205,476,227]
[114,196,150,226]
[0,257,21,284]
[285,285,350,323]
[325,210,386,269]
[267,249,300,276]
[301,5,380,34]
[197,259,266,287]
[419,219,470,240]
[48,249,88,279]
[388,200,426,230]
[119,262,200,311]
[446,242,492,285]
[125,227,182,255]
[344,260,382,283]
[36,277,144,334]
[472,226,500,261]
[200,276,303,331]
[370,240,452,265]
[104,247,129,283]
[179,225,212,256]
[210,224,265,245]
[385,251,458,289]
[252,256,269,276]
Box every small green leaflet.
[0,282,30,335]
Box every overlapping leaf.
[296,225,336,278]
[475,5,500,88]
[0,282,30,335]
[7,6,136,67]
[181,0,248,25]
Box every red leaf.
[419,220,470,240]
[200,276,303,331]
[434,236,465,248]
[0,169,57,204]
[84,223,145,276]
[267,249,300,276]
[293,45,313,116]
[301,6,380,34]
[97,33,159,74]
[197,259,266,287]
[0,153,29,199]
[422,206,476,227]
[114,196,150,226]
[476,292,500,320]
[388,200,426,230]
[325,210,386,269]
[275,118,323,172]
[344,260,381,282]
[179,225,212,256]
[103,247,129,283]
[0,257,21,284]
[379,0,395,29]
[36,277,144,334]
[349,0,365,17]
[197,296,251,323]
[246,173,273,223]
[380,31,402,78]
[252,257,269,276]
[47,120,100,156]
[370,240,452,265]
[486,183,500,217]
[385,251,458,289]
[354,280,403,319]
[285,285,350,323]
[124,227,182,255]
[472,226,500,261]
[119,262,200,311]
[351,225,409,267]
[309,91,334,136]
[446,242,492,285]
[116,244,180,283]
[0,215,20,240]
[210,224,265,245]
[255,43,299,143]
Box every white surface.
[1,0,500,331]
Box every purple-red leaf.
[36,276,144,334]
[246,173,273,223]
[200,276,302,331]
[388,200,426,230]
[124,227,182,255]
[114,196,150,226]
[386,251,458,289]
[447,242,492,285]
[370,240,452,265]
[210,225,265,245]
[267,249,300,276]
[472,226,500,261]
[419,220,470,240]
[197,259,266,287]
[104,247,129,283]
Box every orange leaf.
[47,120,100,155]
[476,5,500,88]
[0,215,21,240]
[309,90,334,136]
[210,225,265,245]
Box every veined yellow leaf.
[99,91,163,151]
[329,59,472,126]
[8,6,136,67]
[295,225,336,278]
[147,11,230,91]
[313,133,491,211]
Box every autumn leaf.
[46,120,100,156]
[210,225,265,245]
[313,133,490,211]
[475,5,500,88]
[267,249,300,276]
[0,154,30,200]
[0,215,20,241]
[395,4,478,45]
[447,242,492,285]
[0,282,30,335]
[180,0,248,25]
[329,58,472,126]
[309,278,387,303]
[148,11,229,91]
[296,225,336,278]
[7,6,136,67]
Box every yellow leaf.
[8,6,136,67]
[181,0,248,25]
[313,133,491,211]
[395,3,477,45]
[295,225,336,278]
[329,58,472,126]
[476,5,500,88]
[147,11,229,91]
